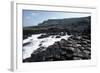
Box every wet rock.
[59,32,66,36]
[33,47,46,54]
[23,42,32,46]
[66,44,73,47]
[87,44,91,47]
[86,39,91,43]
[55,35,61,38]
[76,44,81,47]
[66,49,74,57]
[68,37,74,41]
[81,41,87,45]
[82,35,90,39]
[83,50,90,54]
[76,40,81,44]
[23,57,32,62]
[85,47,91,51]
[73,57,82,60]
[72,44,78,48]
[78,46,85,51]
[76,36,81,39]
[68,47,75,51]
[23,34,91,62]
[51,35,54,38]
[38,34,49,39]
[39,43,42,46]
[57,39,68,48]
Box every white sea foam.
[23,33,70,59]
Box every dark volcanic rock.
[23,34,91,62]
[38,34,49,39]
[59,32,66,36]
[55,35,61,38]
[23,42,32,46]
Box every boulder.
[55,35,61,38]
[73,57,82,60]
[38,34,49,39]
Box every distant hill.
[38,16,91,26]
[23,16,91,39]
[37,16,91,34]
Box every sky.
[22,10,90,27]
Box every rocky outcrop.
[23,34,91,62]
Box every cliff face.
[38,16,91,26]
[37,16,91,35]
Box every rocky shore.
[23,16,91,62]
[23,34,91,62]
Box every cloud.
[50,17,58,19]
[26,16,30,19]
[31,13,36,16]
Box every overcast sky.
[22,10,90,27]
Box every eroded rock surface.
[23,34,91,62]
